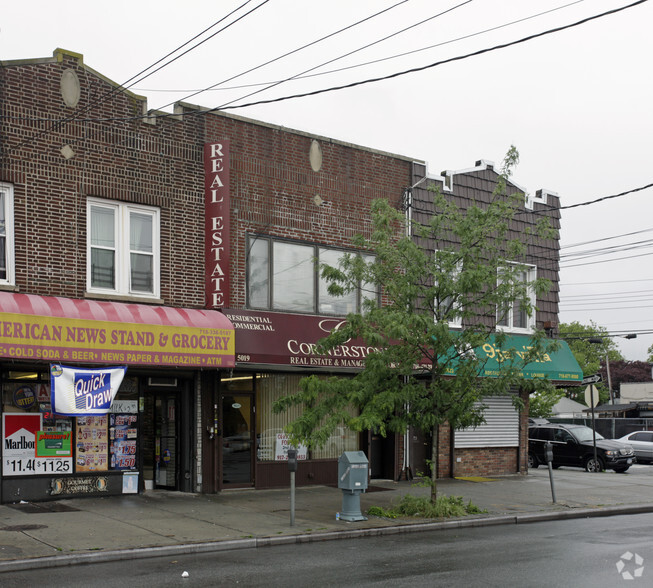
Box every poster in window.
[75,415,108,472]
[110,413,138,470]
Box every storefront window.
[1,371,139,478]
[246,235,379,315]
[255,373,358,461]
[272,242,314,313]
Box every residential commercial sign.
[224,309,379,369]
[204,141,230,308]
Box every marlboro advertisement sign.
[50,364,127,416]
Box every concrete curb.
[3,504,653,573]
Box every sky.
[2,0,652,361]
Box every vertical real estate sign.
[204,141,230,308]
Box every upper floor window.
[0,183,15,286]
[497,263,536,333]
[247,235,376,315]
[87,198,160,298]
[434,250,462,328]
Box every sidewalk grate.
[5,502,80,514]
[1,524,48,532]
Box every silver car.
[617,431,653,464]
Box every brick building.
[0,49,580,502]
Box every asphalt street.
[1,464,653,575]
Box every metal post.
[606,352,613,405]
[288,448,297,527]
[290,470,295,526]
[590,384,598,470]
[545,441,556,503]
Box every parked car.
[616,431,653,464]
[528,423,635,473]
[528,417,549,426]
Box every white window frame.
[496,263,536,333]
[86,198,160,299]
[434,250,462,329]
[0,183,15,286]
[246,236,377,315]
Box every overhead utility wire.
[194,0,474,114]
[561,250,653,269]
[102,0,263,98]
[6,0,644,126]
[562,227,653,250]
[560,239,653,260]
[564,288,653,299]
[524,181,653,217]
[204,0,649,112]
[153,0,412,112]
[562,296,653,307]
[564,278,653,286]
[137,0,585,94]
[0,0,267,159]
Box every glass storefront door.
[154,394,178,489]
[221,393,253,486]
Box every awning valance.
[0,292,235,368]
[469,334,583,383]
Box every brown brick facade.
[0,49,560,494]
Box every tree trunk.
[430,423,439,503]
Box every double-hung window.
[434,250,462,328]
[87,198,159,298]
[496,263,536,332]
[247,236,376,314]
[0,183,15,286]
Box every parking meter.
[545,441,553,464]
[287,448,298,472]
[544,441,556,503]
[288,448,298,527]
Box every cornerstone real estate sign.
[204,141,230,308]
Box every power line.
[529,182,653,217]
[201,0,650,113]
[153,0,414,113]
[563,288,653,299]
[560,249,653,269]
[563,278,653,286]
[0,0,268,159]
[3,0,647,125]
[561,227,653,249]
[135,0,585,95]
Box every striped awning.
[0,292,235,368]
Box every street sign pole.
[590,384,598,471]
[582,377,601,472]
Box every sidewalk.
[2,466,653,572]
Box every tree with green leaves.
[273,148,559,501]
[558,321,623,404]
[529,388,566,418]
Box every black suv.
[528,423,635,473]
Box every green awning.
[446,334,583,382]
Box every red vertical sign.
[204,141,230,308]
